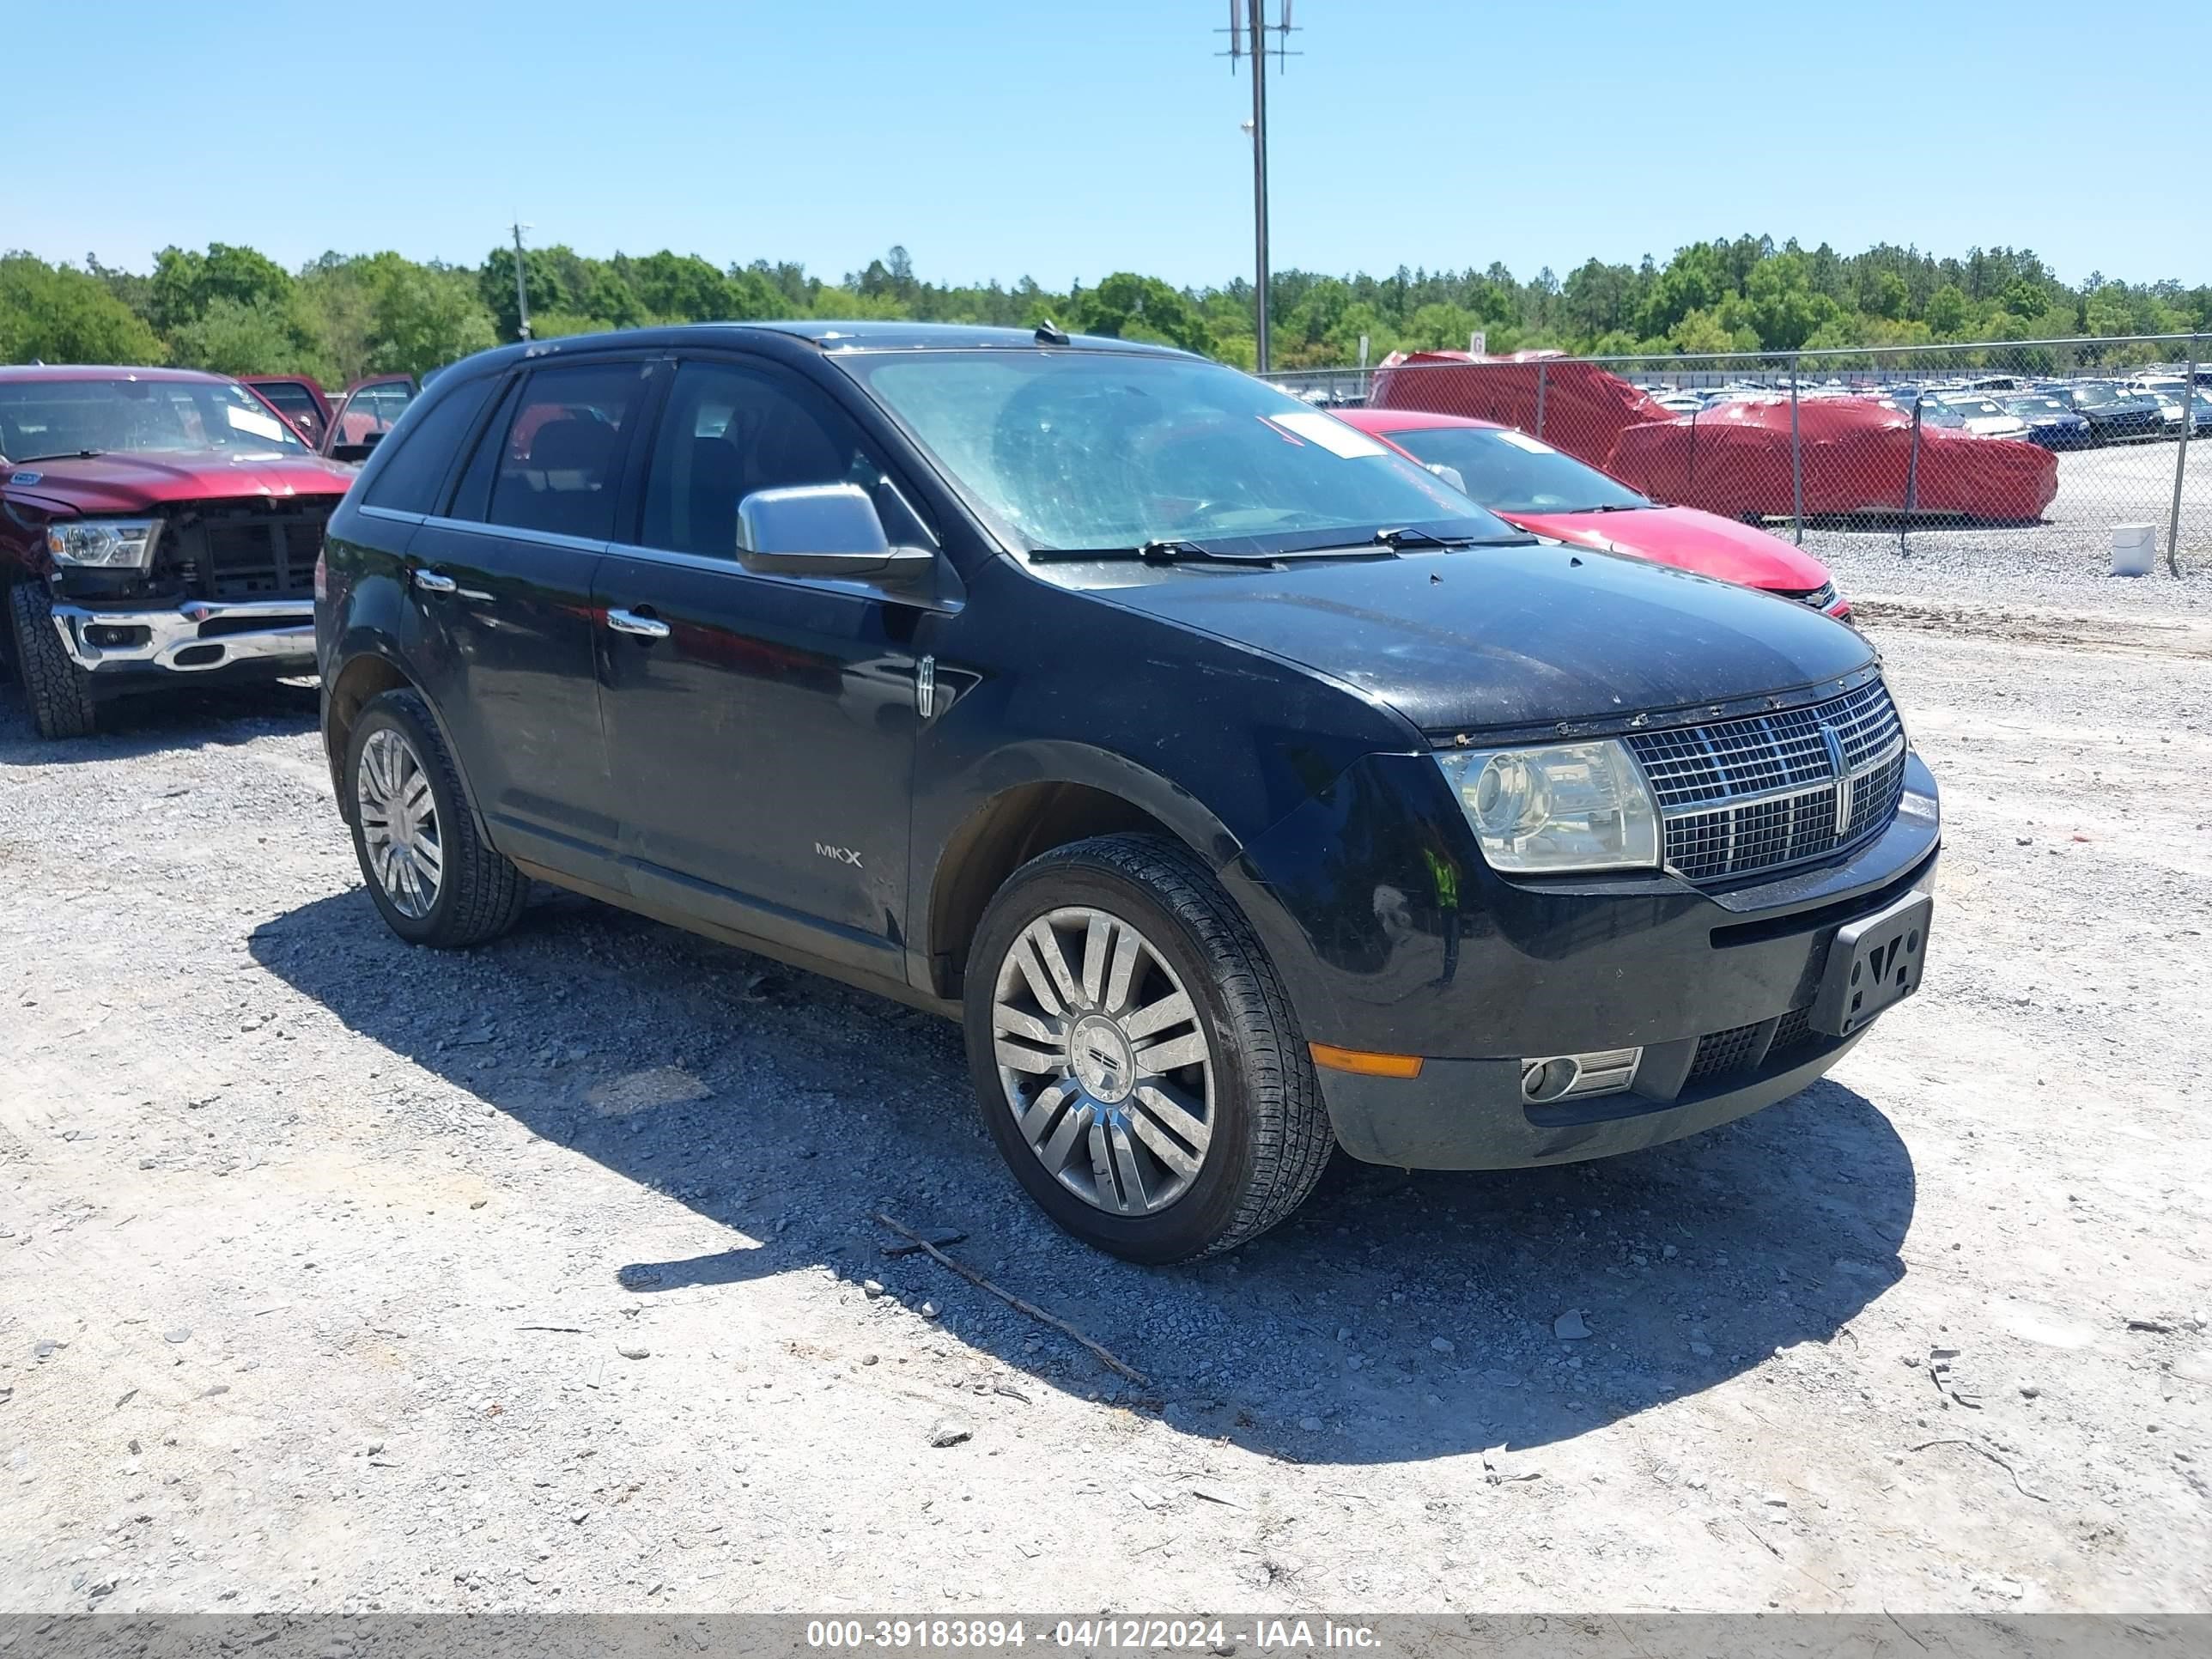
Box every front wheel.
[964,834,1334,1262]
[6,582,98,741]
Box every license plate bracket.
[1811,892,1932,1037]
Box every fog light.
[1521,1047,1643,1104]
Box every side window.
[256,383,324,441]
[333,382,417,447]
[362,377,498,514]
[480,362,649,541]
[637,360,932,559]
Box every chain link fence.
[1267,334,2209,588]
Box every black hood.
[1086,544,1876,738]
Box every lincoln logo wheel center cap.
[1068,1014,1137,1103]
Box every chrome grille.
[1781,581,1838,612]
[1627,678,1907,884]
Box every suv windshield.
[836,349,1518,556]
[0,376,307,461]
[1380,424,1648,514]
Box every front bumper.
[1228,749,1942,1170]
[50,598,317,679]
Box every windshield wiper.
[10,449,105,463]
[1575,502,1650,514]
[1370,526,1479,550]
[1028,538,1243,565]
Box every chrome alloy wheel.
[356,726,444,920]
[990,906,1215,1215]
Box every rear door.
[404,357,658,884]
[591,353,948,978]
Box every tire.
[6,581,98,741]
[343,688,528,948]
[963,833,1334,1263]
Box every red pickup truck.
[1,365,356,738]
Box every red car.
[1334,407,1850,619]
[1,365,356,738]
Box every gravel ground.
[1803,442,2209,613]
[2,599,2209,1616]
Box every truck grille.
[1626,678,1907,884]
[167,500,330,602]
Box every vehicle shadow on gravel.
[251,885,1917,1466]
[0,678,317,764]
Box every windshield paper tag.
[1267,410,1389,459]
[1495,429,1556,453]
[224,404,288,443]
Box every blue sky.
[13,0,2209,289]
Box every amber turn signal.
[1308,1042,1424,1079]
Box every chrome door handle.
[606,608,671,640]
[410,568,458,595]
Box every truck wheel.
[6,582,98,740]
[343,688,528,948]
[964,833,1334,1263]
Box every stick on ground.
[1906,1437,2050,1503]
[872,1212,1150,1386]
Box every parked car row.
[3,323,1937,1262]
[1638,375,2201,449]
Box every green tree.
[0,254,167,366]
[1635,243,1729,339]
[1925,283,1971,337]
[364,262,497,376]
[1078,273,1215,356]
[149,242,294,335]
[167,295,318,376]
[1869,270,1911,321]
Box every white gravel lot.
[2,595,2208,1616]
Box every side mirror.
[1425,462,1469,495]
[737,483,935,582]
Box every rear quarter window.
[362,378,500,515]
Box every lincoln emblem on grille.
[1819,721,1853,836]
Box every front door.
[404,358,656,883]
[592,356,942,979]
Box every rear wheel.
[6,581,98,741]
[964,834,1334,1262]
[344,689,528,948]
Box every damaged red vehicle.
[1370,350,2058,526]
[1,366,355,739]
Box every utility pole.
[1224,2,1296,376]
[510,221,533,342]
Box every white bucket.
[2111,523,2157,578]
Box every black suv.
[316,322,1939,1261]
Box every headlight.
[46,518,162,569]
[1436,739,1661,874]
